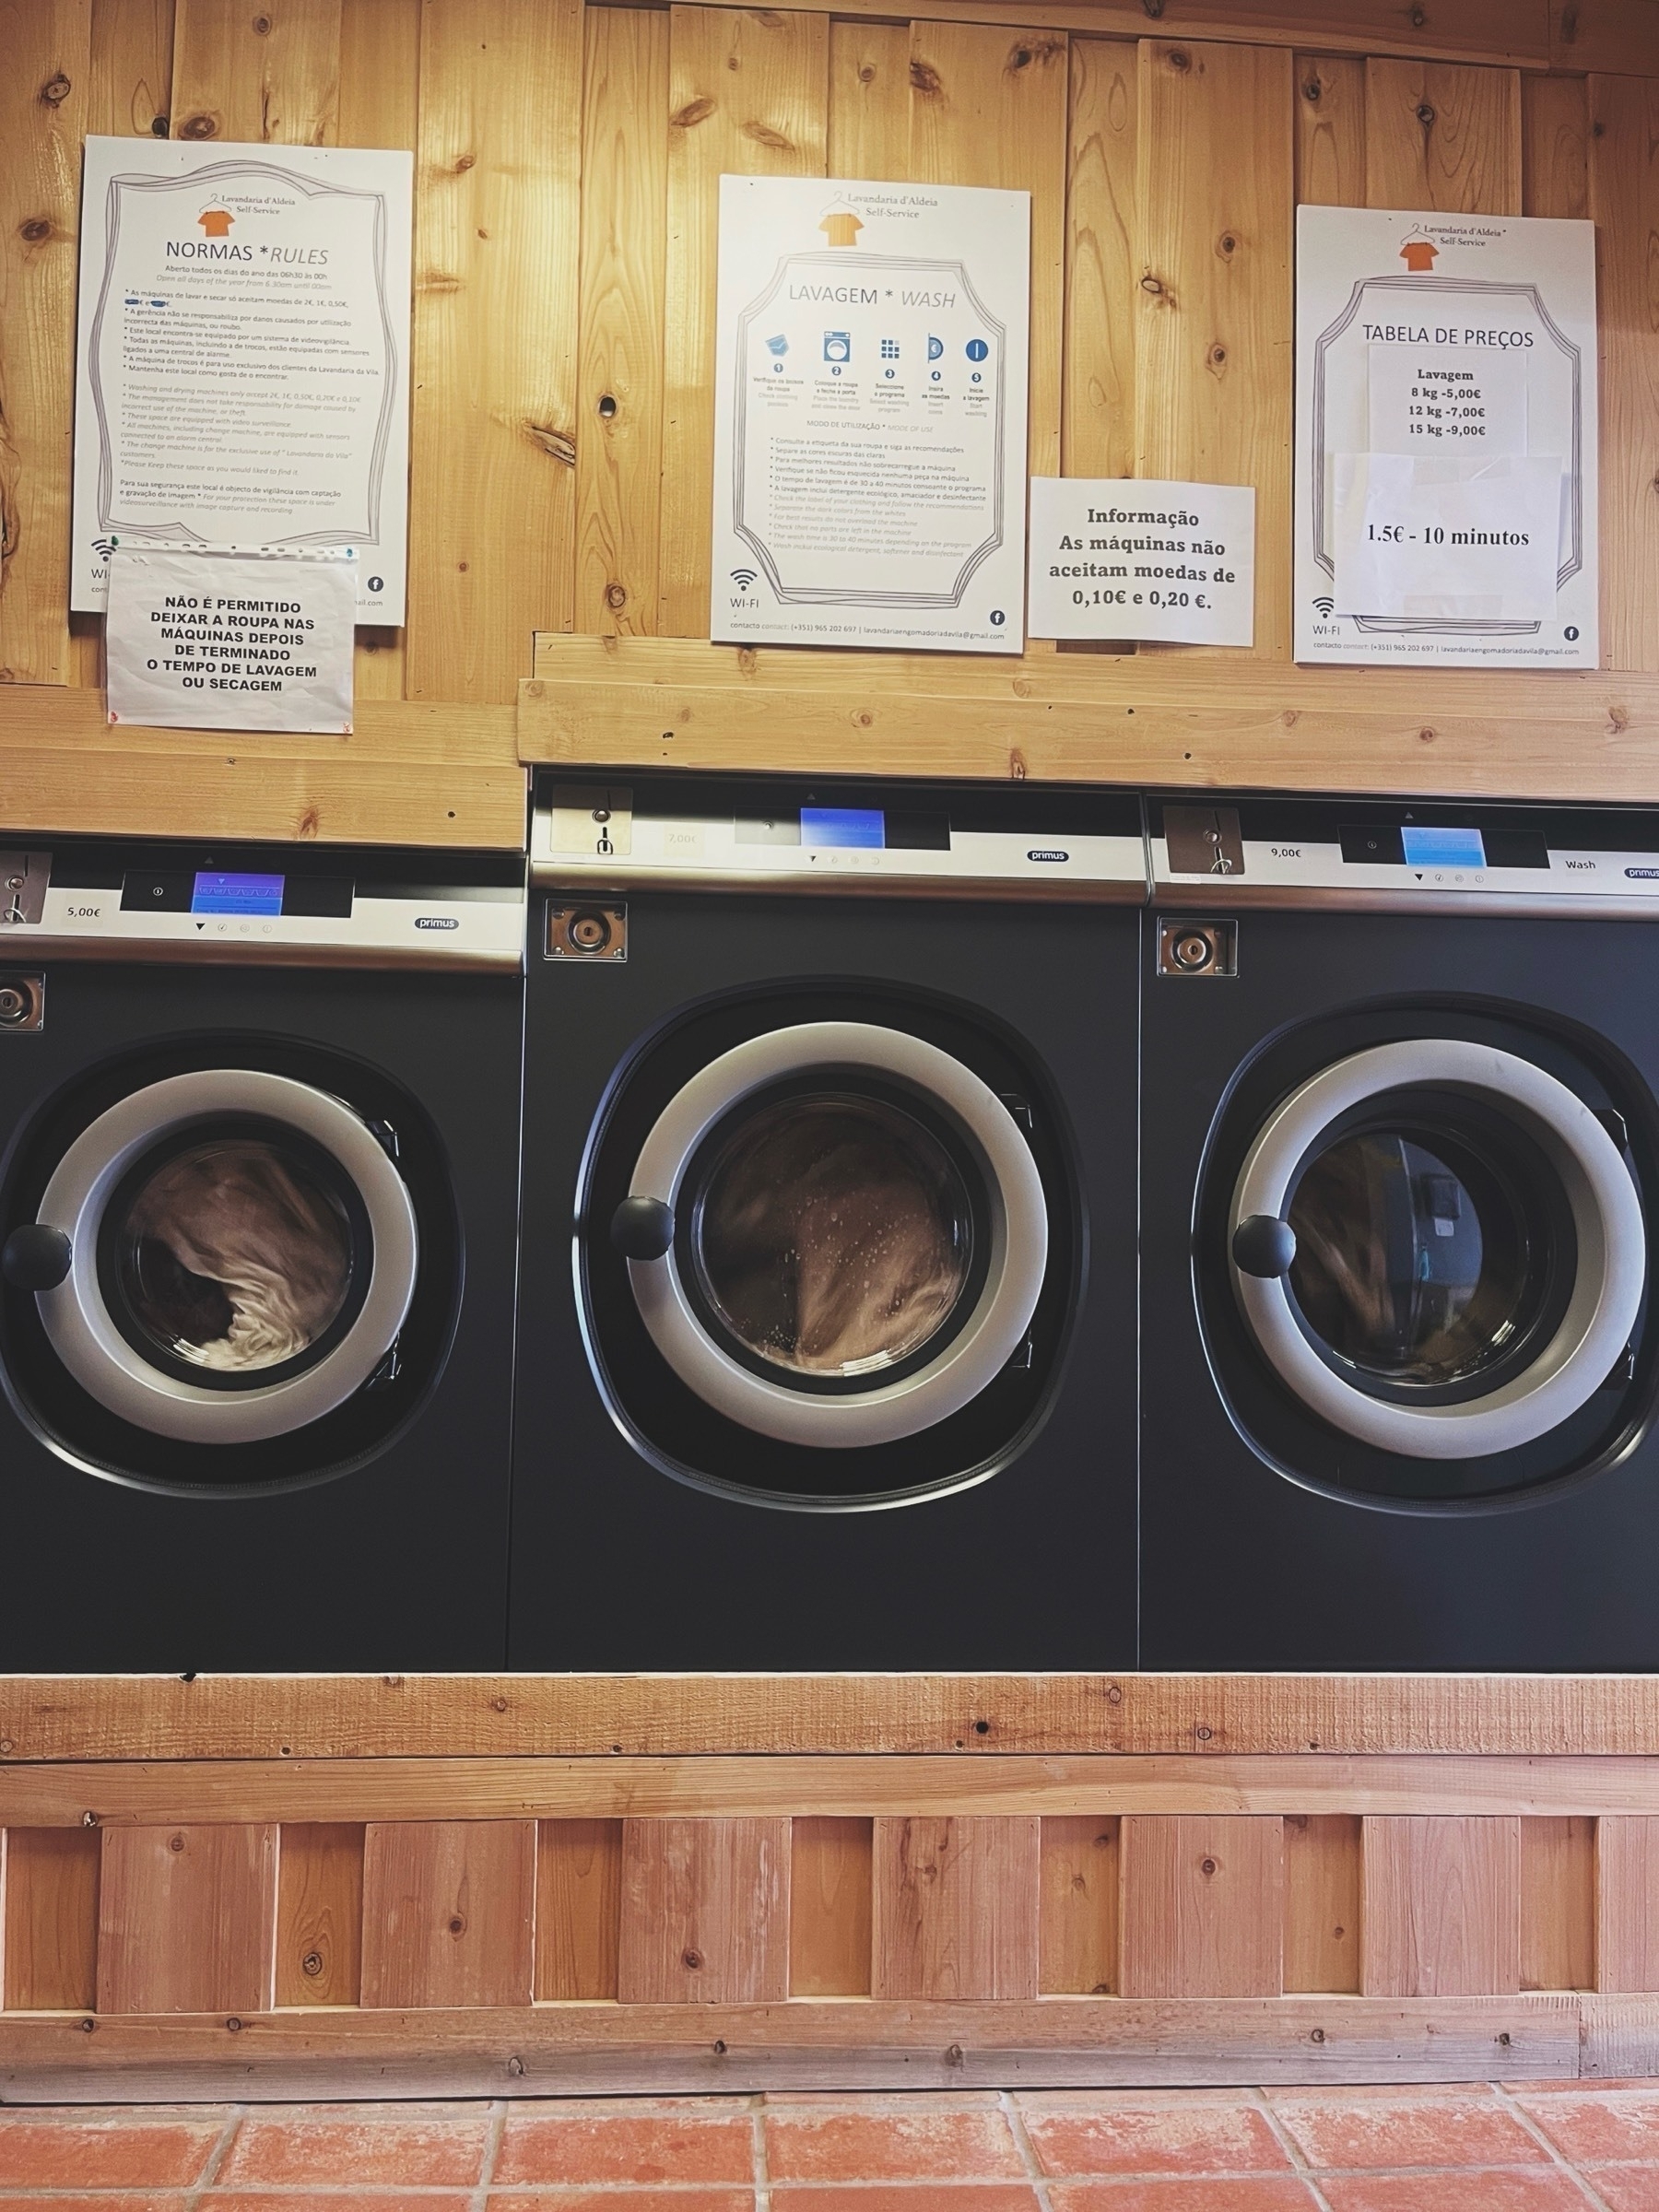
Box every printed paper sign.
[73,136,412,622]
[712,175,1030,653]
[105,547,355,733]
[1333,453,1562,621]
[1027,479,1255,645]
[1295,205,1597,666]
[1366,346,1528,457]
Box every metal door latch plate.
[0,973,45,1030]
[1158,917,1237,978]
[547,902,628,961]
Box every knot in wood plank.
[909,59,943,98]
[672,97,716,130]
[524,421,577,466]
[743,120,794,152]
[40,73,72,106]
[1008,35,1064,73]
[18,218,53,245]
[180,112,218,140]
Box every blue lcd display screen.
[800,806,885,850]
[191,870,285,916]
[1400,826,1486,871]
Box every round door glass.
[1286,1124,1545,1389]
[689,1093,975,1379]
[111,1135,357,1377]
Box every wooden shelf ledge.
[522,637,1659,806]
[0,686,526,850]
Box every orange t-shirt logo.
[1399,238,1437,272]
[819,210,863,247]
[198,208,234,238]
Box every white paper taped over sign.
[106,547,356,733]
[1331,452,1563,623]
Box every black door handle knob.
[1232,1214,1297,1278]
[3,1224,72,1291]
[611,1196,675,1261]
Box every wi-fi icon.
[1312,595,1335,617]
[730,568,757,589]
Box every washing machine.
[510,772,1143,1667]
[1141,794,1659,1669]
[0,831,525,1670]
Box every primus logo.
[1028,849,1069,864]
[415,915,460,930]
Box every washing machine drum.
[614,1022,1049,1453]
[6,1069,418,1447]
[1229,1040,1647,1465]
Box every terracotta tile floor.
[4,2086,1659,2210]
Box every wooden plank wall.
[519,4,1659,804]
[9,1796,1659,2087]
[11,1679,1659,2090]
[4,3,1659,833]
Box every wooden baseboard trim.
[0,1994,1583,2101]
[8,1675,1659,1761]
[9,1753,1659,1827]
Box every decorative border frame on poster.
[72,137,413,624]
[1294,206,1598,668]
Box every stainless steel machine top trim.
[537,781,1659,920]
[0,844,526,971]
[533,780,1150,902]
[1150,799,1659,919]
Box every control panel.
[534,779,1148,901]
[0,844,525,971]
[1150,800,1659,916]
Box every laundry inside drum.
[115,1136,356,1373]
[1286,1125,1537,1388]
[691,1093,974,1378]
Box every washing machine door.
[1229,1040,1646,1460]
[613,1021,1048,1448]
[6,1069,418,1444]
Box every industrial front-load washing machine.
[1141,795,1659,1669]
[510,772,1144,1668]
[0,833,525,1670]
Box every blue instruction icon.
[965,337,989,363]
[823,331,851,363]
